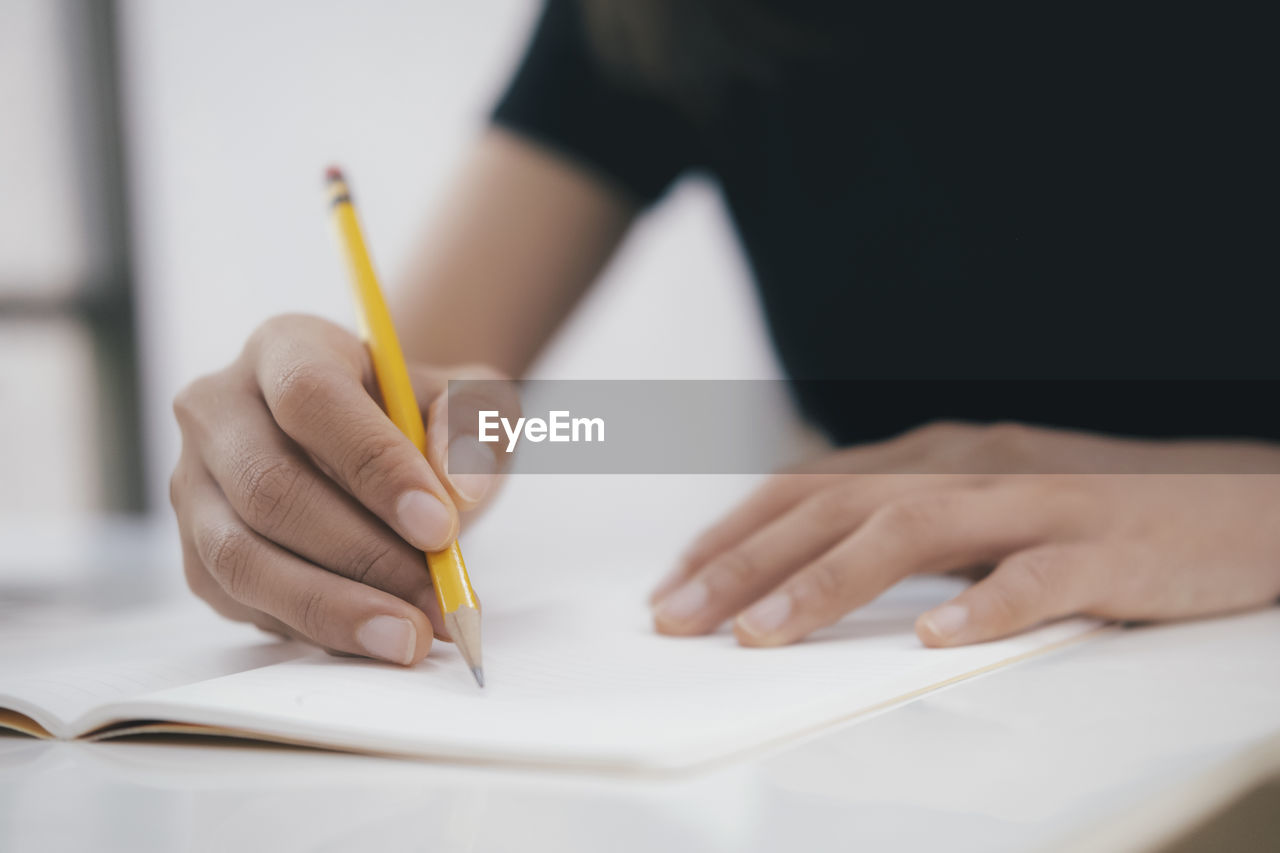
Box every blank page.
[97,574,1101,770]
[0,607,303,737]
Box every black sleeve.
[491,0,702,205]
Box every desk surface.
[1,503,1279,853]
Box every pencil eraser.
[324,165,345,183]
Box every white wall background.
[118,0,786,513]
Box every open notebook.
[0,574,1100,771]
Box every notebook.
[0,572,1101,771]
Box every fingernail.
[446,436,496,503]
[737,593,793,637]
[357,615,416,665]
[396,490,453,550]
[921,603,969,641]
[653,580,708,626]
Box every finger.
[173,453,259,625]
[916,542,1106,646]
[650,425,979,603]
[187,470,434,664]
[653,474,980,635]
[250,319,458,552]
[194,397,444,630]
[650,474,838,603]
[733,484,1064,646]
[181,527,270,627]
[175,469,306,641]
[421,367,520,510]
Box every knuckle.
[874,492,953,543]
[272,360,338,429]
[198,522,256,600]
[707,548,759,588]
[295,589,329,640]
[341,435,402,496]
[237,455,305,531]
[344,537,403,587]
[986,551,1061,624]
[1007,549,1060,599]
[797,558,846,605]
[985,575,1032,625]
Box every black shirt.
[493,1,1278,445]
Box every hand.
[650,421,1280,647]
[171,314,516,664]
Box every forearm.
[391,128,635,377]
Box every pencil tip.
[444,608,484,688]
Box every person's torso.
[697,6,1278,441]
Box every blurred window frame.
[0,0,146,513]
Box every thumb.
[916,543,1102,646]
[418,365,520,510]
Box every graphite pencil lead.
[443,607,484,688]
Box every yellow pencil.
[325,166,484,687]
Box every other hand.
[651,421,1280,647]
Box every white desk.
[1,484,1278,853]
